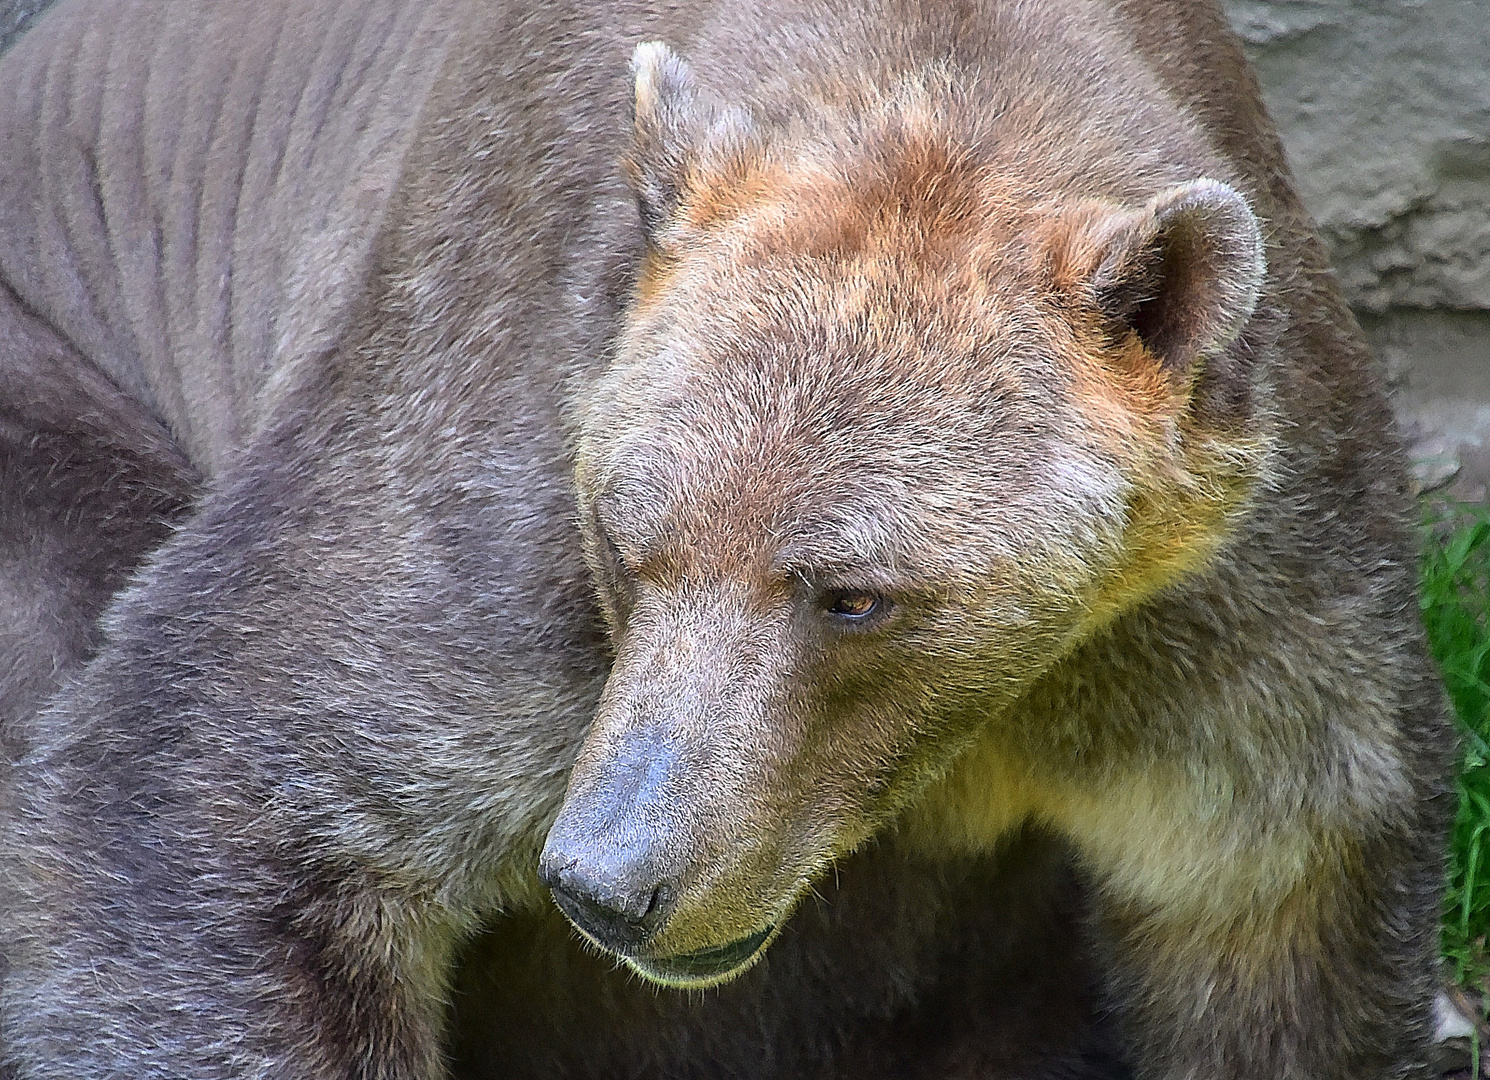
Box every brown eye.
[825,590,884,621]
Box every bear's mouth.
[623,925,775,987]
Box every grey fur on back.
[0,0,611,1071]
[0,0,468,761]
[0,0,461,474]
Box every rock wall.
[1225,0,1490,501]
[3,0,1487,498]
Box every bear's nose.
[538,855,676,954]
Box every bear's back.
[0,0,464,475]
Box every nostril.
[636,880,675,933]
[550,878,618,928]
[543,864,676,952]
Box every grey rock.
[1366,309,1490,502]
[1222,0,1490,501]
[1224,0,1490,314]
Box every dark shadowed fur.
[0,0,1450,1078]
[452,829,1129,1080]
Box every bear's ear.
[1058,179,1266,373]
[624,41,751,247]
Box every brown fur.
[0,0,1450,1077]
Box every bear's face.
[538,43,1270,987]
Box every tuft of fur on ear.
[1063,179,1266,374]
[624,41,751,247]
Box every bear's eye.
[823,590,886,622]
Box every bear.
[0,0,1452,1078]
[0,1,1125,1076]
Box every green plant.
[1421,504,1490,987]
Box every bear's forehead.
[637,240,1066,406]
[605,310,1066,487]
[618,244,1082,460]
[593,426,1124,593]
[589,345,1114,588]
[593,121,1147,583]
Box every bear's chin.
[622,925,776,988]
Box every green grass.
[1421,502,1490,988]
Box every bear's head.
[538,42,1272,987]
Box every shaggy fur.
[0,0,1450,1077]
